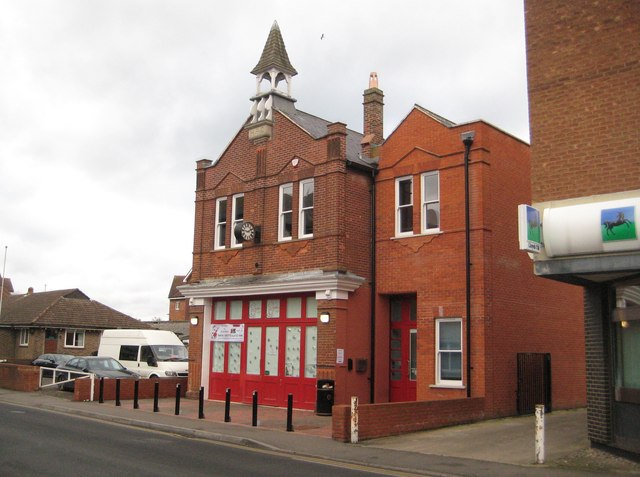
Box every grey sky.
[0,0,528,320]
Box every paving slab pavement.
[1,388,639,476]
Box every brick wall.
[0,329,15,360]
[332,397,485,441]
[0,363,40,392]
[525,0,640,201]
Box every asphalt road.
[0,402,416,477]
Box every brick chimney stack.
[362,72,384,152]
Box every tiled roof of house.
[0,288,148,329]
[251,21,297,77]
[279,108,377,169]
[168,275,186,299]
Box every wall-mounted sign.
[336,348,344,365]
[518,204,542,253]
[542,198,640,258]
[211,324,245,342]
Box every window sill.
[429,384,466,390]
[392,230,443,240]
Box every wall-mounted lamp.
[190,316,199,326]
[319,312,330,324]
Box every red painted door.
[389,296,417,402]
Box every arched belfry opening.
[247,21,297,140]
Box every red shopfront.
[209,293,318,409]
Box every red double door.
[389,296,417,402]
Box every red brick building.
[373,105,585,415]
[524,0,640,454]
[181,21,586,422]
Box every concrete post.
[351,396,359,444]
[535,404,545,464]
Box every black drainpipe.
[369,166,377,403]
[462,131,475,398]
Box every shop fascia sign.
[211,323,244,342]
[519,197,640,258]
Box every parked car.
[32,354,74,368]
[56,356,138,391]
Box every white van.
[98,329,188,378]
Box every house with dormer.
[180,21,586,425]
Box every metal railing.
[38,367,95,401]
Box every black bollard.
[198,386,205,419]
[224,388,231,423]
[252,391,258,427]
[133,380,139,409]
[286,393,294,432]
[98,377,104,404]
[115,379,121,406]
[153,381,159,413]
[175,384,181,416]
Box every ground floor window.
[64,329,85,348]
[19,328,29,346]
[436,318,462,385]
[614,284,640,402]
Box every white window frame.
[278,183,293,241]
[174,301,180,311]
[19,328,29,346]
[230,193,244,248]
[298,179,314,239]
[435,318,463,386]
[64,329,85,349]
[395,176,413,237]
[215,197,227,250]
[421,171,440,233]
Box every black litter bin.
[316,379,334,416]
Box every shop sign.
[211,324,245,342]
[518,204,542,253]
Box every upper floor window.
[65,329,85,348]
[421,171,440,233]
[215,197,227,250]
[298,179,314,238]
[19,328,29,346]
[395,176,413,236]
[174,301,181,311]
[231,193,244,248]
[279,183,293,241]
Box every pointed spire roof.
[251,21,297,76]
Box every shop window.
[214,301,227,320]
[305,326,317,378]
[306,296,317,318]
[266,299,280,318]
[230,300,243,320]
[212,342,225,373]
[228,343,241,374]
[285,326,301,377]
[436,319,462,385]
[286,297,301,318]
[264,327,279,376]
[246,327,262,375]
[614,285,640,401]
[249,300,262,319]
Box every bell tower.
[247,21,298,141]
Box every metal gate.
[517,353,551,414]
